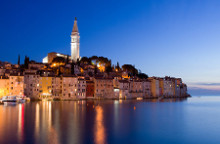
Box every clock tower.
[71,17,80,62]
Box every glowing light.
[94,106,106,144]
[35,103,40,138]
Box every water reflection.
[18,104,24,144]
[35,103,39,140]
[94,106,106,144]
[33,101,59,144]
[3,97,220,144]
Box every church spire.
[71,17,78,34]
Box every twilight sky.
[1,0,220,93]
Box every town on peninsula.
[0,18,189,101]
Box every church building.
[42,17,80,63]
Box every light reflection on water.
[94,106,106,144]
[1,97,220,144]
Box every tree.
[24,56,29,69]
[80,57,91,65]
[122,64,138,76]
[76,58,80,66]
[58,67,62,76]
[90,56,98,60]
[52,57,65,63]
[94,65,98,75]
[116,62,120,71]
[137,73,148,79]
[105,65,113,73]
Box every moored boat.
[2,96,17,103]
[16,96,26,103]
[2,96,27,104]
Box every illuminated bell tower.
[71,17,80,63]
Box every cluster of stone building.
[0,61,188,100]
[0,18,188,100]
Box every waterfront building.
[9,74,24,96]
[62,76,78,100]
[39,76,53,99]
[180,83,187,97]
[142,80,151,98]
[159,78,173,97]
[51,77,62,98]
[77,78,86,99]
[114,87,120,99]
[171,78,177,97]
[175,83,181,97]
[86,80,94,98]
[175,78,182,97]
[94,78,114,99]
[113,76,121,88]
[0,76,9,98]
[129,80,143,99]
[24,73,39,99]
[118,80,129,99]
[148,77,160,98]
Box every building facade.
[24,73,39,99]
[86,81,94,98]
[149,77,160,98]
[129,80,143,99]
[142,80,151,98]
[39,76,52,99]
[118,80,129,99]
[9,74,24,96]
[94,78,114,99]
[0,76,9,98]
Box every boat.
[2,96,27,104]
[2,96,17,105]
[2,96,17,102]
[16,96,26,103]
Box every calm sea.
[0,96,220,144]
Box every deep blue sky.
[1,0,220,92]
